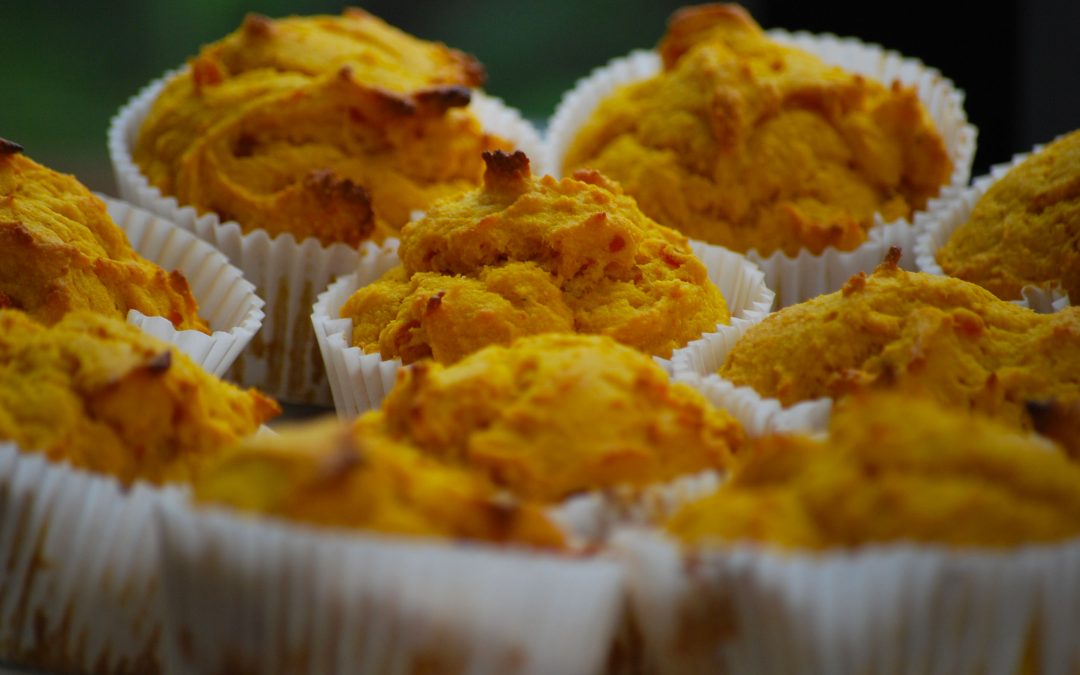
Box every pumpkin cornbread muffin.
[133,9,510,244]
[0,309,279,484]
[341,151,730,363]
[667,392,1080,549]
[367,333,742,502]
[0,141,205,330]
[718,248,1080,434]
[195,418,564,548]
[936,129,1080,303]
[560,4,953,257]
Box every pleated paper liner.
[543,31,977,309]
[312,239,775,420]
[610,528,1080,675]
[105,196,264,378]
[109,66,545,405]
[915,148,1072,313]
[155,500,625,675]
[0,442,187,675]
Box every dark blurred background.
[2,0,1077,194]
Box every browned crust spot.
[305,169,373,214]
[242,13,276,39]
[0,138,25,156]
[425,290,446,316]
[872,245,904,275]
[414,85,472,114]
[483,150,531,192]
[842,271,867,296]
[146,350,173,374]
[660,3,757,69]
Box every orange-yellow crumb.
[0,145,206,331]
[667,392,1080,549]
[134,10,509,245]
[341,151,729,363]
[195,418,564,548]
[373,333,743,502]
[719,250,1080,434]
[0,310,279,484]
[562,4,952,256]
[938,128,1080,302]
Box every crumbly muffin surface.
[0,145,206,331]
[562,4,952,256]
[134,10,508,245]
[938,128,1080,301]
[0,310,279,484]
[342,151,729,363]
[373,333,743,502]
[719,249,1080,433]
[195,418,564,548]
[667,392,1080,549]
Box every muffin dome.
[194,418,564,548]
[937,128,1080,302]
[373,333,743,502]
[0,310,278,484]
[719,248,1080,433]
[342,151,730,363]
[561,4,952,257]
[668,392,1080,549]
[0,143,205,331]
[134,10,510,245]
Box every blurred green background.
[2,0,1077,194]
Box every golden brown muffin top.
[0,310,279,485]
[719,249,1080,434]
[370,333,743,502]
[0,144,206,331]
[341,151,730,363]
[937,128,1080,302]
[562,4,952,257]
[134,10,508,246]
[195,418,564,549]
[667,392,1080,550]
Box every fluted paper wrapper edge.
[156,501,625,675]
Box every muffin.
[112,9,542,403]
[195,417,563,548]
[613,393,1080,674]
[364,333,742,504]
[669,392,1080,549]
[340,150,730,365]
[134,10,509,243]
[928,129,1080,305]
[0,309,279,484]
[546,3,974,307]
[711,248,1080,437]
[152,333,735,673]
[0,141,204,330]
[0,308,277,675]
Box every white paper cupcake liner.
[103,196,264,378]
[312,240,774,419]
[550,470,724,550]
[915,148,1072,313]
[155,500,624,675]
[0,442,187,675]
[544,31,977,308]
[109,67,544,405]
[611,529,1080,675]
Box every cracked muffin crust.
[0,310,279,484]
[562,4,952,257]
[0,144,206,331]
[341,151,730,363]
[134,9,510,245]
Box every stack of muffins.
[3,4,1077,675]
